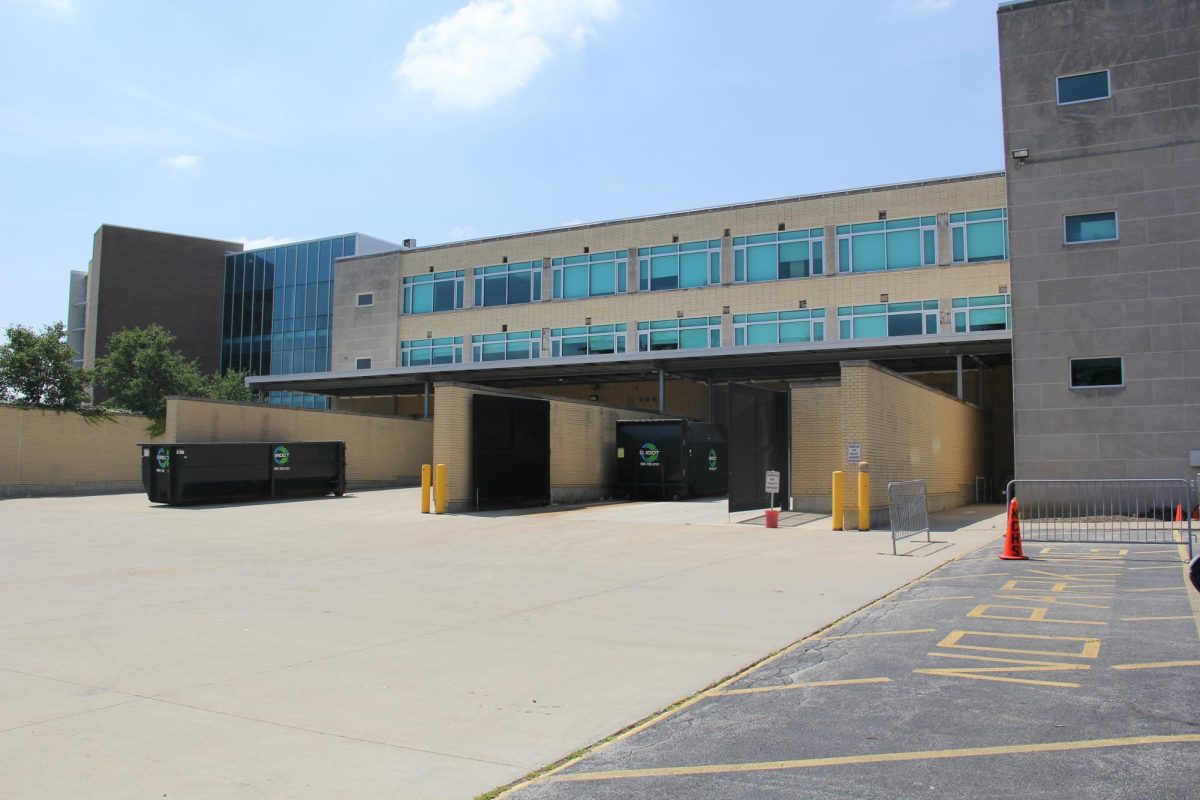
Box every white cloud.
[891,0,956,12]
[395,0,620,109]
[160,154,200,169]
[236,236,293,251]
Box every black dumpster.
[616,419,727,500]
[139,442,346,505]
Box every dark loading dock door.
[727,384,790,512]
[472,394,551,510]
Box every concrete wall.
[431,382,657,511]
[165,397,432,488]
[84,226,241,379]
[0,406,160,497]
[334,174,1011,368]
[999,0,1200,480]
[790,362,986,524]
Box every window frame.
[837,300,940,341]
[472,260,543,308]
[470,330,542,362]
[1056,69,1111,106]
[549,323,628,358]
[952,295,1011,333]
[356,292,374,308]
[355,356,372,370]
[637,239,722,292]
[950,208,1009,264]
[1063,211,1119,245]
[732,229,825,284]
[733,308,826,346]
[636,316,722,352]
[1068,356,1124,389]
[399,336,464,367]
[402,270,465,314]
[551,251,628,300]
[836,217,938,273]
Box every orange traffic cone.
[1000,498,1029,560]
[1176,504,1184,523]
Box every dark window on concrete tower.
[355,357,372,370]
[1057,70,1110,104]
[1064,211,1118,243]
[1070,357,1123,389]
[356,292,373,307]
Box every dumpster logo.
[155,447,170,470]
[273,446,290,466]
[707,448,718,471]
[639,441,660,466]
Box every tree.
[0,322,92,409]
[95,324,203,422]
[202,369,254,402]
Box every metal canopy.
[246,333,1012,397]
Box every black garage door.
[727,384,790,512]
[472,394,551,510]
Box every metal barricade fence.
[887,480,930,555]
[1006,479,1194,559]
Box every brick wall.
[165,397,432,488]
[789,383,842,511]
[0,406,160,497]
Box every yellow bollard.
[857,461,870,532]
[420,464,431,513]
[831,470,844,531]
[434,463,448,514]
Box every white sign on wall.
[765,470,781,494]
[847,443,862,465]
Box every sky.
[0,0,1006,331]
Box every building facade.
[998,0,1200,480]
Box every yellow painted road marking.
[1027,569,1117,581]
[966,604,1105,626]
[1130,565,1186,571]
[886,595,974,604]
[1120,616,1194,622]
[1112,660,1200,671]
[997,594,1109,608]
[552,734,1200,783]
[937,630,1102,659]
[818,628,937,641]
[1124,587,1179,593]
[918,651,1090,688]
[920,572,1008,582]
[716,677,891,696]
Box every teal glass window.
[731,229,823,284]
[549,323,627,357]
[637,240,721,291]
[836,217,936,273]
[733,309,826,347]
[1064,212,1117,243]
[1057,70,1110,105]
[951,209,1009,263]
[636,317,722,352]
[403,270,465,314]
[400,336,464,367]
[473,261,542,307]
[471,330,541,362]
[952,295,1011,333]
[552,251,628,299]
[837,300,939,340]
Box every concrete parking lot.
[0,489,1001,799]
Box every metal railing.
[1006,479,1195,559]
[888,479,930,555]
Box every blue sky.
[0,0,1004,331]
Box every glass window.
[472,260,542,307]
[731,229,823,284]
[836,217,936,273]
[1064,211,1118,243]
[470,330,541,362]
[637,240,721,292]
[549,324,628,357]
[552,251,628,299]
[1057,70,1110,105]
[837,300,939,340]
[400,336,464,367]
[636,317,722,352]
[951,209,1009,263]
[355,357,372,370]
[952,295,1012,333]
[1069,357,1123,388]
[403,270,465,313]
[733,309,825,346]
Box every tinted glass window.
[1070,357,1122,388]
[1057,71,1109,104]
[1065,212,1117,243]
